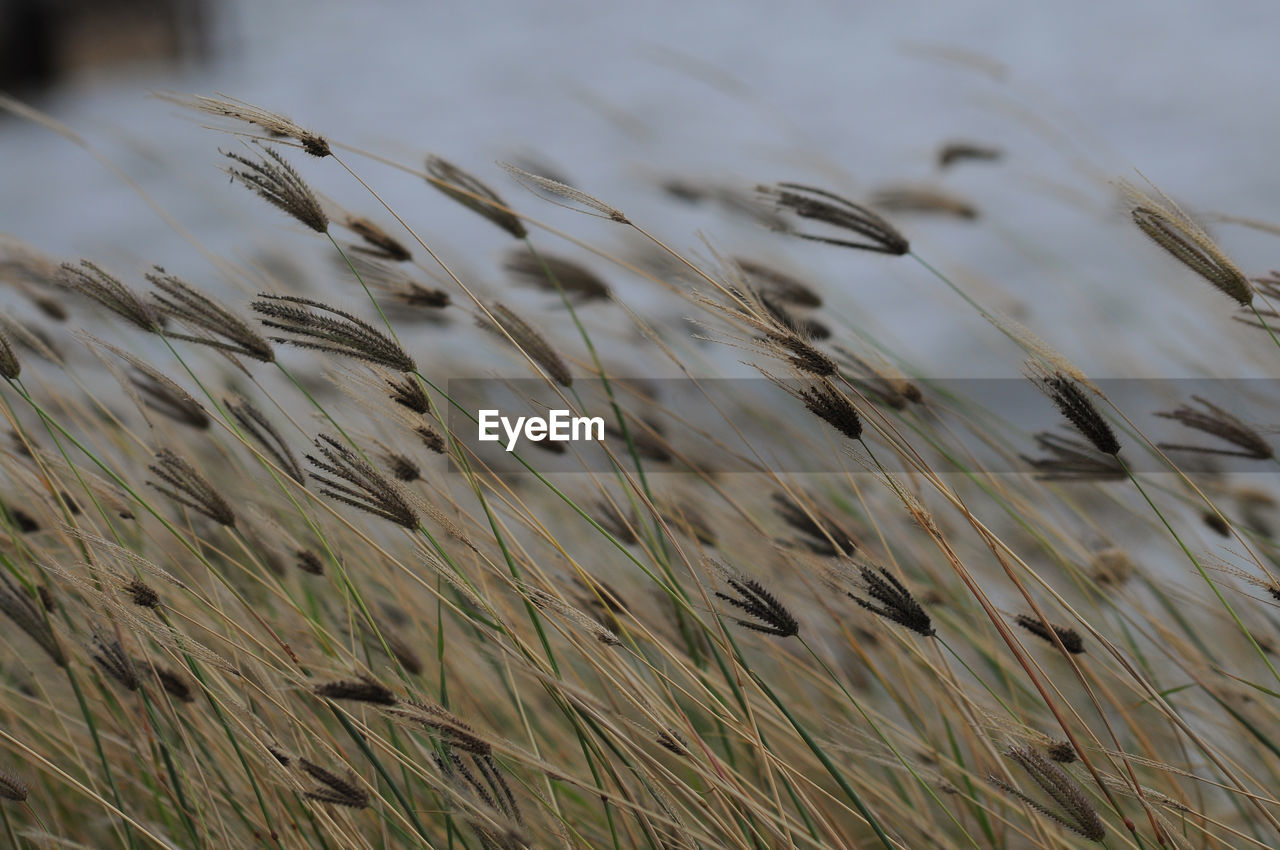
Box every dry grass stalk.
[499,162,629,222]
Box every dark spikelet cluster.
[797,380,862,439]
[712,568,799,637]
[299,760,369,808]
[0,570,66,666]
[253,294,415,372]
[937,140,1002,169]
[757,291,830,340]
[90,635,140,691]
[1156,395,1272,460]
[733,258,822,307]
[1131,206,1252,306]
[426,156,527,239]
[760,182,910,255]
[124,579,160,609]
[480,303,573,387]
[0,329,19,379]
[162,94,331,157]
[148,449,237,527]
[870,185,978,219]
[383,451,421,482]
[1015,614,1085,654]
[433,750,524,844]
[848,564,935,637]
[345,216,412,262]
[416,425,446,454]
[593,499,639,545]
[1030,370,1120,456]
[127,367,209,430]
[1046,741,1078,763]
[387,374,431,414]
[223,147,328,234]
[314,674,397,706]
[0,769,29,802]
[772,492,858,557]
[295,549,324,575]
[993,746,1106,842]
[226,396,306,484]
[147,268,274,362]
[153,664,195,703]
[504,248,611,301]
[767,333,837,377]
[390,699,492,755]
[306,435,420,528]
[58,261,162,331]
[1020,432,1126,480]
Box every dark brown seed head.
[386,374,431,414]
[504,248,611,301]
[306,434,420,529]
[480,303,573,387]
[870,185,978,219]
[772,492,859,556]
[1202,511,1231,537]
[0,571,66,666]
[767,332,837,377]
[226,396,305,484]
[1131,205,1252,305]
[710,563,798,638]
[126,367,209,430]
[314,674,397,706]
[147,268,274,362]
[416,425,446,454]
[1029,370,1120,456]
[57,261,162,332]
[148,449,237,527]
[760,182,909,255]
[732,258,822,307]
[797,379,862,440]
[384,451,421,482]
[426,156,527,239]
[253,294,416,372]
[345,216,412,262]
[1015,614,1085,654]
[299,760,369,809]
[1046,741,1078,763]
[0,769,29,802]
[0,330,19,379]
[994,746,1105,842]
[90,635,140,691]
[295,549,324,575]
[390,699,491,755]
[1156,396,1272,460]
[848,564,935,637]
[224,146,328,233]
[1021,432,1126,481]
[124,579,160,609]
[161,94,331,156]
[937,141,1002,169]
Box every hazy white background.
[2,0,1278,378]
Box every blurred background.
[1,0,1278,378]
